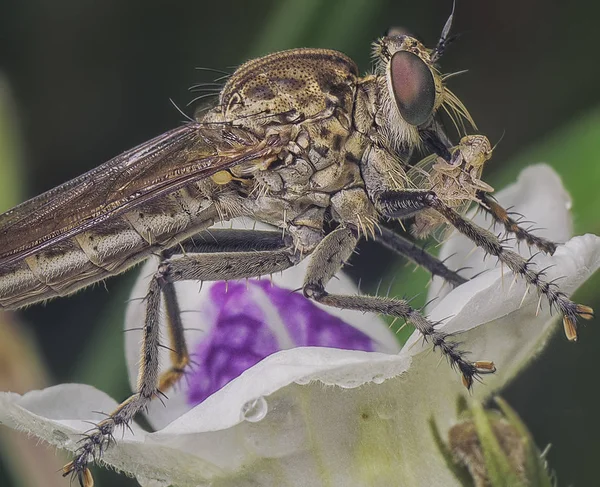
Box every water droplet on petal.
[242,397,307,457]
[372,374,386,384]
[241,396,268,422]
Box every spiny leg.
[63,273,163,485]
[157,280,189,391]
[158,228,297,391]
[476,191,557,255]
[374,224,467,287]
[162,228,291,257]
[377,189,594,341]
[64,230,302,485]
[302,226,495,389]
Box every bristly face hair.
[0,3,594,485]
[371,2,475,153]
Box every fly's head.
[371,33,475,155]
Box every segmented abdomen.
[0,186,225,309]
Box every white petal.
[429,164,573,303]
[125,218,399,429]
[3,233,598,487]
[0,385,224,483]
[144,348,417,487]
[0,384,122,437]
[406,233,600,392]
[0,351,416,487]
[137,347,427,487]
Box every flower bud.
[433,397,554,487]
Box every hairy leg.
[475,191,557,255]
[64,229,302,485]
[303,226,494,390]
[377,189,594,341]
[158,228,296,391]
[374,225,467,287]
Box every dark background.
[0,1,599,486]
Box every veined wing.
[407,149,479,214]
[407,149,473,242]
[0,122,281,267]
[406,152,438,189]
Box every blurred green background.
[0,0,599,485]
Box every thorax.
[202,48,382,252]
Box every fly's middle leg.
[63,229,302,485]
[302,226,495,389]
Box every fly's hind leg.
[64,229,302,486]
[157,228,295,391]
[302,226,495,389]
[156,279,189,392]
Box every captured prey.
[0,10,592,486]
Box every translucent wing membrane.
[0,122,279,266]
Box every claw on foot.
[563,304,594,342]
[576,304,594,320]
[563,316,578,342]
[62,462,94,487]
[473,360,496,374]
[461,360,496,389]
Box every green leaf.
[471,402,524,487]
[494,397,553,487]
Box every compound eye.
[390,51,435,126]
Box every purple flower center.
[186,280,375,405]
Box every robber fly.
[0,8,593,486]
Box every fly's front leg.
[64,230,302,485]
[377,189,594,341]
[302,226,495,389]
[476,191,557,255]
[375,225,467,287]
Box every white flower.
[1,165,599,487]
[122,217,400,430]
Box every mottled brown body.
[0,44,440,308]
[0,49,358,306]
[0,24,592,487]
